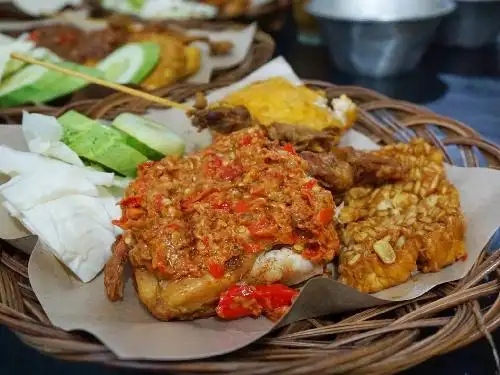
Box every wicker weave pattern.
[1,81,499,375]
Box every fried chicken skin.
[337,139,466,293]
[104,128,339,320]
[301,147,409,194]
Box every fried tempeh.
[337,139,466,293]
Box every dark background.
[2,11,500,375]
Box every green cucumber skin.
[58,111,149,177]
[97,42,160,85]
[112,113,185,158]
[117,131,166,161]
[130,42,160,84]
[33,63,104,104]
[0,63,103,107]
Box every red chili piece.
[120,196,142,208]
[240,135,253,146]
[282,143,297,155]
[318,207,333,225]
[208,261,225,279]
[234,200,250,214]
[216,284,299,320]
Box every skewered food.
[337,139,466,293]
[10,20,233,101]
[105,127,340,320]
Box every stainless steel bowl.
[435,0,500,49]
[307,0,456,78]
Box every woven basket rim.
[1,79,500,375]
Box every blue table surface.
[3,16,500,375]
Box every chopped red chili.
[318,207,333,225]
[241,242,263,254]
[216,284,299,321]
[117,128,339,281]
[240,135,253,146]
[303,179,317,191]
[218,162,244,181]
[208,261,225,279]
[203,154,223,176]
[282,143,297,155]
[247,219,277,239]
[119,196,142,208]
[234,200,250,214]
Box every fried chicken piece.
[189,80,356,151]
[132,256,255,320]
[301,147,409,193]
[104,236,130,301]
[104,128,338,320]
[267,123,345,153]
[189,105,254,133]
[337,139,466,293]
[189,106,348,152]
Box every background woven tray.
[0,22,275,124]
[85,0,292,23]
[1,80,500,375]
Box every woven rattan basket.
[1,80,500,375]
[0,22,275,124]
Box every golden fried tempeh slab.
[337,139,466,293]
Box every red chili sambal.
[114,128,339,282]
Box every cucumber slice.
[127,0,145,10]
[58,111,149,177]
[112,113,185,159]
[96,42,160,85]
[3,47,61,80]
[0,61,103,107]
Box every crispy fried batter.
[337,139,466,293]
[127,31,195,90]
[301,147,409,193]
[104,236,130,301]
[267,123,344,153]
[189,105,254,133]
[218,78,356,133]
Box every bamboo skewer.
[10,52,192,111]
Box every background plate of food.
[0,0,290,21]
[0,14,275,123]
[1,57,500,372]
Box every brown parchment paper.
[2,58,500,360]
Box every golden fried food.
[127,31,200,90]
[301,147,410,193]
[219,78,357,133]
[105,128,339,320]
[337,139,466,293]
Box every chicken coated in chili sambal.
[104,127,340,321]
